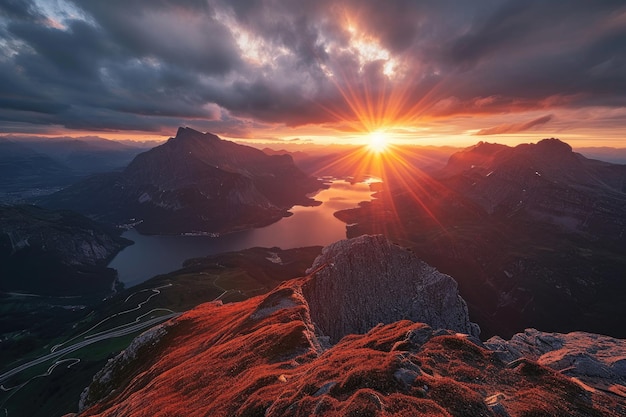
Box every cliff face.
[40,127,322,234]
[302,235,480,344]
[0,205,130,295]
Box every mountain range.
[39,127,323,234]
[0,136,149,198]
[337,138,626,339]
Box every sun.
[368,130,389,153]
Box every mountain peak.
[468,141,508,155]
[534,137,573,154]
[172,126,219,142]
[40,126,321,234]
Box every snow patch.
[266,251,283,264]
[138,192,151,203]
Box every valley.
[108,179,375,286]
[1,134,625,416]
[0,136,151,203]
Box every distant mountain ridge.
[40,128,322,234]
[336,138,626,338]
[0,140,72,192]
[576,146,626,164]
[0,136,148,196]
[438,138,626,236]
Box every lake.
[108,180,376,287]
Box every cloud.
[0,0,43,22]
[475,115,554,136]
[0,0,625,138]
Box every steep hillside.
[437,139,626,233]
[0,245,322,417]
[0,204,131,295]
[73,236,624,417]
[40,128,322,234]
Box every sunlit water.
[108,180,375,287]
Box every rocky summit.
[39,127,322,234]
[486,329,626,398]
[72,236,625,417]
[302,235,480,344]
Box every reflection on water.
[108,180,375,287]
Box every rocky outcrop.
[486,329,626,396]
[302,235,480,343]
[0,204,130,295]
[79,323,170,412]
[39,127,322,234]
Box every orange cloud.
[475,115,553,136]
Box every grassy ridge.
[1,245,321,417]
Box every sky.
[1,0,625,147]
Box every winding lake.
[108,180,375,287]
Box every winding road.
[0,313,179,385]
[0,283,178,386]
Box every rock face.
[0,204,131,295]
[486,329,626,396]
[39,127,322,234]
[302,235,480,343]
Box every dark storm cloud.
[0,0,625,136]
[9,19,114,77]
[76,0,242,75]
[0,0,44,22]
[439,1,626,108]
